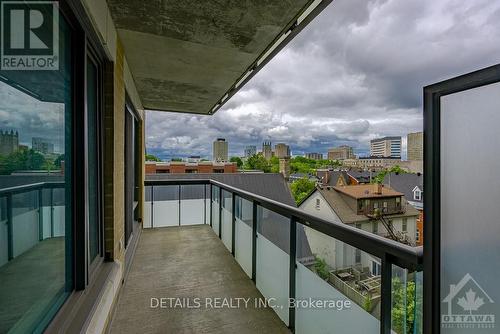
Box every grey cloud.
[147,0,500,160]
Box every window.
[402,218,408,232]
[355,223,362,229]
[0,8,75,331]
[374,202,378,209]
[413,186,422,201]
[358,200,363,210]
[372,262,381,276]
[315,198,320,209]
[355,249,362,264]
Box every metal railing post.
[178,185,181,226]
[209,184,213,227]
[7,194,13,260]
[380,254,393,334]
[38,188,43,241]
[151,186,154,228]
[50,188,54,237]
[251,201,257,283]
[289,216,297,332]
[218,188,222,238]
[231,192,235,256]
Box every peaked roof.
[383,172,424,204]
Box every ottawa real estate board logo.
[442,273,495,329]
[1,1,59,70]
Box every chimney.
[279,157,291,180]
[374,183,383,194]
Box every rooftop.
[333,184,403,199]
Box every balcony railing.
[0,182,65,266]
[144,179,423,334]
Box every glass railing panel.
[221,189,232,251]
[234,196,253,278]
[180,185,205,226]
[391,265,422,334]
[153,185,179,227]
[0,196,7,267]
[211,186,220,236]
[204,185,210,225]
[295,222,380,333]
[52,187,65,237]
[12,190,39,258]
[256,206,290,325]
[41,188,52,240]
[144,186,152,228]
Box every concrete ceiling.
[106,0,323,114]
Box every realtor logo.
[442,273,495,329]
[1,1,59,70]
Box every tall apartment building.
[32,137,54,154]
[274,143,290,158]
[262,141,272,160]
[407,132,423,161]
[370,136,401,158]
[328,145,354,160]
[305,152,323,160]
[212,138,228,162]
[244,145,256,158]
[0,130,19,155]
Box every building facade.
[327,145,354,160]
[370,136,401,158]
[262,141,273,160]
[32,137,55,154]
[305,152,323,160]
[407,132,423,161]
[244,145,257,157]
[145,161,237,174]
[274,143,290,158]
[212,138,228,162]
[0,130,19,155]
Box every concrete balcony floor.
[108,225,289,334]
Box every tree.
[244,154,270,172]
[392,276,419,334]
[54,154,65,168]
[0,149,46,175]
[145,153,161,162]
[290,177,316,204]
[229,156,243,168]
[372,165,407,184]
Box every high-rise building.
[305,152,323,160]
[328,145,355,160]
[370,136,401,158]
[274,143,290,158]
[32,137,54,154]
[244,145,257,158]
[262,141,272,160]
[407,132,423,161]
[212,138,228,162]
[0,130,19,155]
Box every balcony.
[108,178,423,334]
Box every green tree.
[244,154,270,172]
[145,153,161,162]
[0,149,46,175]
[372,165,407,184]
[171,158,182,162]
[229,156,243,168]
[392,277,418,334]
[54,154,65,168]
[290,177,316,204]
[314,256,330,280]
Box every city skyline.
[146,0,500,161]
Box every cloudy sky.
[146,0,500,161]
